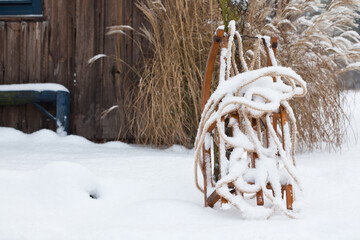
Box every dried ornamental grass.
[102,0,359,151]
[237,0,360,150]
[125,0,221,147]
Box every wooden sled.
[201,29,294,210]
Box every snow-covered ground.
[0,92,360,240]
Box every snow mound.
[34,162,100,199]
[0,127,92,145]
[0,162,100,203]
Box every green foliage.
[219,0,247,31]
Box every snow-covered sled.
[194,21,307,219]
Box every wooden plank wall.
[0,0,147,141]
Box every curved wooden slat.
[201,29,225,111]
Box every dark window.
[0,0,42,15]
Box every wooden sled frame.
[201,29,294,210]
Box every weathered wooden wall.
[0,0,146,141]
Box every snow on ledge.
[0,83,69,93]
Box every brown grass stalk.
[239,0,360,151]
[108,0,359,151]
[121,0,221,147]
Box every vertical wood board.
[0,0,150,141]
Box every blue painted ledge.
[0,84,70,135]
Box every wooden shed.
[0,0,145,141]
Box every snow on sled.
[194,21,307,219]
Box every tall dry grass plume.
[230,0,360,150]
[124,0,221,147]
[107,0,359,150]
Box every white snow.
[0,83,69,93]
[0,92,360,239]
[347,62,360,68]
